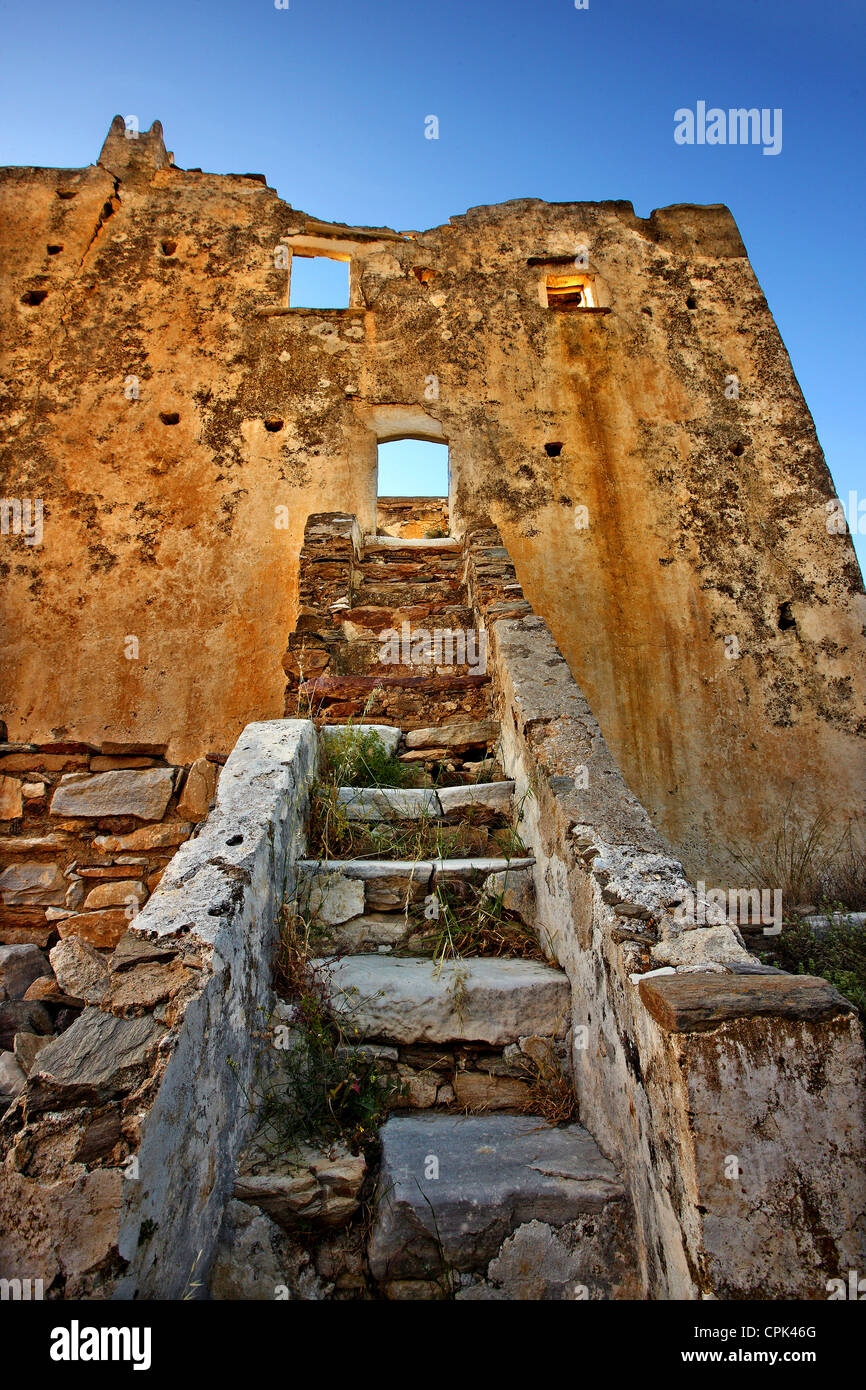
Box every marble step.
[299,855,534,881]
[298,855,534,916]
[315,953,567,1045]
[367,1113,623,1281]
[332,781,515,821]
[362,536,461,554]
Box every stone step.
[300,855,534,916]
[363,536,461,554]
[339,604,475,634]
[334,787,441,820]
[314,953,567,1045]
[299,674,490,699]
[329,643,480,680]
[367,1113,623,1281]
[299,855,534,881]
[354,560,462,583]
[405,719,499,751]
[333,781,515,822]
[353,582,464,607]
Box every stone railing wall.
[0,719,316,1299]
[282,512,362,702]
[464,525,866,1299]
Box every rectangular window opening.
[545,274,594,310]
[289,254,350,309]
[376,439,450,538]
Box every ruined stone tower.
[0,118,863,1302]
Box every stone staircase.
[283,519,494,736]
[263,517,635,1298]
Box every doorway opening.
[376,439,449,539]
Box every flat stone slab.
[318,954,570,1045]
[50,768,175,819]
[437,781,514,816]
[299,858,434,881]
[639,971,855,1033]
[93,822,192,852]
[27,1005,165,1110]
[368,1114,623,1279]
[803,911,866,934]
[405,720,499,750]
[319,723,401,757]
[335,787,440,821]
[332,782,515,821]
[365,537,460,552]
[0,861,67,906]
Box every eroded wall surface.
[2,116,864,878]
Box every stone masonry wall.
[1,117,863,881]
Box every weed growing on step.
[263,909,402,1152]
[414,1183,459,1298]
[516,1038,577,1124]
[422,879,545,963]
[308,790,510,862]
[758,906,866,1021]
[323,726,409,789]
[442,960,469,1025]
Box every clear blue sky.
[1,0,863,566]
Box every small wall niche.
[159,411,180,426]
[21,290,48,306]
[778,601,796,632]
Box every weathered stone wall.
[1,115,863,880]
[0,740,219,953]
[0,718,316,1299]
[468,529,866,1298]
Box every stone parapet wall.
[0,719,316,1298]
[466,526,866,1298]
